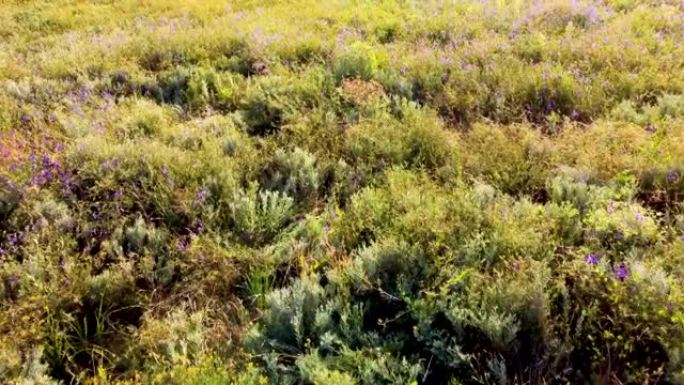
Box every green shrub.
[4,1,684,384]
[275,37,331,67]
[212,37,260,76]
[654,94,684,120]
[583,201,662,252]
[240,74,325,136]
[260,147,319,204]
[139,47,186,72]
[0,346,60,385]
[334,42,379,82]
[247,270,424,385]
[344,100,458,179]
[544,260,684,384]
[514,32,547,63]
[137,309,206,368]
[522,66,580,125]
[228,186,294,245]
[42,263,145,383]
[611,94,684,125]
[296,354,358,385]
[610,99,646,125]
[121,99,174,138]
[461,123,552,196]
[185,67,242,112]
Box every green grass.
[1,0,684,384]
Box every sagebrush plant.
[1,0,684,384]
[260,147,320,204]
[227,185,294,246]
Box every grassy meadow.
[2,0,684,383]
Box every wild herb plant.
[1,0,684,384]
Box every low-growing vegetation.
[2,0,684,384]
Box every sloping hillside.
[1,1,684,384]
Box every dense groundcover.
[2,0,684,384]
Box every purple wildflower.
[584,254,599,265]
[178,240,189,251]
[41,168,54,183]
[584,7,600,24]
[193,218,205,235]
[78,86,91,103]
[512,262,521,271]
[58,170,71,189]
[645,123,657,133]
[667,170,679,183]
[41,156,52,169]
[613,264,629,281]
[635,213,644,223]
[195,187,207,203]
[31,175,46,186]
[7,233,19,247]
[113,190,122,200]
[21,114,32,123]
[0,246,4,256]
